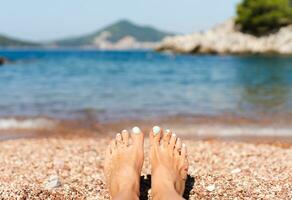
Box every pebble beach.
[0,130,291,199]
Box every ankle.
[112,182,140,200]
[152,174,185,200]
[152,184,183,200]
[111,169,140,198]
[112,188,140,200]
[152,179,175,196]
[119,181,140,195]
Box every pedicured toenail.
[122,129,128,134]
[132,126,141,134]
[153,126,161,135]
[172,133,176,137]
[165,129,171,134]
[182,143,186,147]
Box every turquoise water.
[0,50,292,121]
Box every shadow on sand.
[140,174,195,200]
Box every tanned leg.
[149,126,189,200]
[104,127,144,200]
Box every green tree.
[236,0,292,35]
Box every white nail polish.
[165,129,171,134]
[153,126,161,135]
[132,126,141,134]
[116,133,121,139]
[182,143,186,147]
[172,133,176,137]
[122,129,128,134]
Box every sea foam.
[0,118,56,130]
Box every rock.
[156,19,292,55]
[0,57,8,65]
[206,184,216,192]
[44,175,61,189]
[231,168,241,174]
[93,31,158,50]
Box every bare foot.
[150,126,188,200]
[104,127,144,200]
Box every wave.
[0,118,56,130]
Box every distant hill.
[0,34,38,47]
[55,20,173,48]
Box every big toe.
[149,125,162,146]
[131,126,144,146]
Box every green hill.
[0,34,38,47]
[55,20,173,46]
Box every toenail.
[153,126,160,135]
[182,143,186,147]
[132,126,141,134]
[122,129,128,134]
[172,133,176,137]
[165,129,171,134]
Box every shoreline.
[1,114,292,143]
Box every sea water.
[0,49,292,122]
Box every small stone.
[231,168,241,174]
[206,184,216,192]
[44,175,61,189]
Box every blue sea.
[1,49,292,122]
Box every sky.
[0,0,240,42]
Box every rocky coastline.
[156,19,292,55]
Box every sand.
[0,136,291,199]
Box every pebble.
[231,168,241,174]
[44,175,61,189]
[206,184,216,192]
[0,137,291,199]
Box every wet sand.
[0,116,292,199]
[1,114,292,140]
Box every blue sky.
[0,0,240,42]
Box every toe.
[116,133,123,147]
[181,161,189,179]
[121,129,129,146]
[162,129,171,147]
[150,125,162,145]
[181,143,187,158]
[169,132,177,149]
[174,138,182,157]
[131,126,144,146]
[110,139,117,153]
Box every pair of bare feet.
[104,126,189,200]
